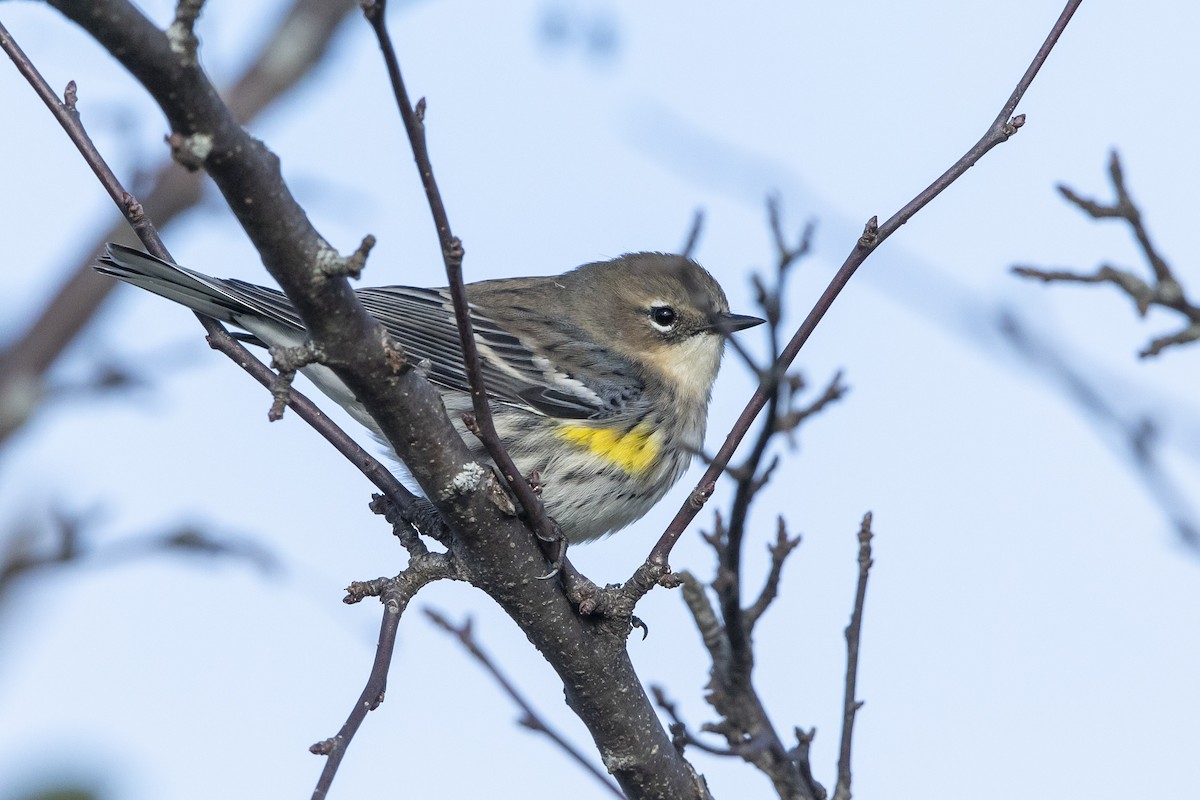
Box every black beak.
[713,311,765,334]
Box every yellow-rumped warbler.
[96,245,763,541]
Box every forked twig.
[312,560,461,800]
[309,593,403,797]
[1013,150,1200,357]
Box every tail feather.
[97,245,375,429]
[96,244,300,333]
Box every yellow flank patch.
[556,422,661,475]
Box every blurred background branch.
[1013,150,1200,358]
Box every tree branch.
[1012,150,1200,357]
[744,518,801,630]
[0,512,276,610]
[833,513,875,800]
[426,610,626,800]
[361,0,562,549]
[669,206,842,800]
[15,4,708,797]
[997,312,1200,550]
[650,0,1083,565]
[311,555,460,800]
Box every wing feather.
[357,286,604,419]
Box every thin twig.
[313,555,458,798]
[426,610,626,799]
[716,207,799,692]
[42,0,480,544]
[678,571,732,677]
[1066,151,1173,283]
[166,0,205,66]
[6,45,447,796]
[776,371,848,440]
[312,584,408,797]
[650,0,1083,566]
[744,518,801,630]
[833,512,875,800]
[680,208,705,259]
[0,515,276,608]
[652,686,763,759]
[362,0,562,546]
[788,727,821,797]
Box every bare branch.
[1141,325,1200,357]
[562,557,680,623]
[312,559,460,800]
[203,329,420,517]
[1063,151,1173,283]
[37,1,491,539]
[744,518,801,630]
[766,194,816,274]
[342,14,703,791]
[834,513,876,800]
[788,727,821,797]
[699,197,821,735]
[0,513,276,609]
[669,212,839,798]
[650,0,1083,566]
[368,494,441,555]
[166,0,205,67]
[1013,151,1200,357]
[361,0,561,547]
[681,208,705,259]
[678,571,731,677]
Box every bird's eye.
[649,306,678,330]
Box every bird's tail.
[96,244,302,332]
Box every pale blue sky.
[2,1,1198,798]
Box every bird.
[96,244,763,541]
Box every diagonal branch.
[744,518,801,631]
[362,0,561,547]
[43,0,486,516]
[311,556,460,800]
[29,6,708,799]
[997,312,1200,550]
[650,0,1083,566]
[676,208,838,800]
